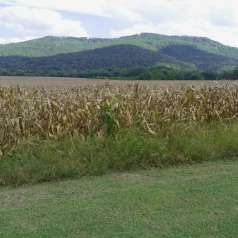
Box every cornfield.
[1,83,238,156]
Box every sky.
[0,0,238,47]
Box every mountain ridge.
[1,33,238,59]
[0,44,237,77]
[0,33,238,77]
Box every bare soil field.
[0,76,238,88]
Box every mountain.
[160,45,237,72]
[0,44,193,76]
[0,45,162,76]
[0,33,238,77]
[0,44,237,77]
[1,33,238,59]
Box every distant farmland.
[1,76,238,88]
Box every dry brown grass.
[1,76,238,88]
[1,80,238,156]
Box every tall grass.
[1,84,238,186]
[1,84,238,156]
[1,123,238,186]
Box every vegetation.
[1,33,238,59]
[2,84,238,155]
[1,123,238,186]
[1,32,238,236]
[1,84,238,186]
[160,44,238,72]
[0,45,161,77]
[137,66,238,80]
[1,159,238,237]
[136,66,205,80]
[0,43,237,77]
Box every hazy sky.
[0,0,238,47]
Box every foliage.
[0,45,160,77]
[137,66,238,80]
[137,66,205,80]
[1,84,238,185]
[1,84,238,156]
[0,44,237,77]
[1,33,238,59]
[1,123,238,186]
[160,44,238,72]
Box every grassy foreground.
[1,123,238,186]
[1,160,238,238]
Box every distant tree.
[202,72,218,80]
[233,68,238,79]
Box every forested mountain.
[0,45,161,76]
[0,33,238,78]
[160,45,238,72]
[0,33,238,59]
[0,42,238,77]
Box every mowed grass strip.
[0,160,238,238]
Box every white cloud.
[110,0,238,47]
[0,37,32,44]
[0,0,238,46]
[111,22,238,47]
[0,6,88,43]
[2,0,144,22]
[4,0,238,24]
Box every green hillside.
[0,45,163,76]
[1,33,238,58]
[1,44,237,77]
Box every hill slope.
[0,45,162,76]
[1,33,238,59]
[0,44,237,76]
[160,45,238,72]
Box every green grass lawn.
[1,160,238,238]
